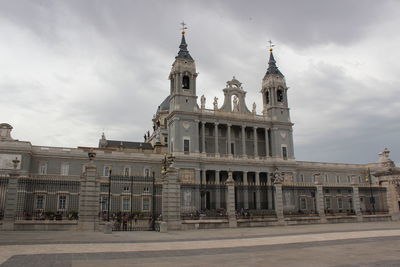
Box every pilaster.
[274,182,285,225]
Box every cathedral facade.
[0,31,398,231]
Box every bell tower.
[261,42,295,160]
[168,23,198,112]
[167,23,200,155]
[261,44,290,122]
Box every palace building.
[0,29,399,231]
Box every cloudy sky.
[1,0,399,164]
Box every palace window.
[122,197,130,212]
[124,167,131,176]
[39,162,47,175]
[36,195,45,210]
[182,75,190,89]
[338,198,343,209]
[325,198,331,209]
[58,195,67,210]
[300,197,307,210]
[277,89,284,102]
[142,198,150,211]
[101,197,108,211]
[60,162,69,176]
[143,187,150,193]
[282,147,288,160]
[184,139,190,154]
[104,166,112,177]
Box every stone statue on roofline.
[200,95,206,109]
[213,97,218,110]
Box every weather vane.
[180,21,187,34]
[268,40,275,51]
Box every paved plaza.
[1,222,400,266]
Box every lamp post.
[366,168,376,214]
[107,169,112,222]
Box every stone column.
[214,122,219,155]
[2,170,20,230]
[226,171,237,228]
[195,120,200,153]
[315,184,327,223]
[352,186,363,222]
[255,172,261,209]
[253,127,258,157]
[201,169,207,210]
[194,169,201,211]
[265,128,269,157]
[78,162,101,231]
[160,167,181,232]
[243,171,249,209]
[227,124,232,155]
[267,173,273,210]
[274,182,285,225]
[201,122,206,154]
[215,170,221,209]
[241,125,246,157]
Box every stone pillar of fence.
[315,184,327,223]
[78,153,101,231]
[160,166,181,232]
[352,186,363,222]
[226,171,237,228]
[274,182,285,225]
[2,158,20,230]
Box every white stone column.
[201,122,206,154]
[267,173,273,210]
[265,128,269,157]
[195,119,200,153]
[241,125,246,157]
[352,186,363,222]
[78,163,101,231]
[255,172,261,209]
[214,122,219,155]
[315,184,327,223]
[226,171,237,228]
[227,124,232,155]
[195,169,201,211]
[215,170,221,209]
[243,171,249,209]
[253,127,258,157]
[2,170,19,230]
[274,182,285,225]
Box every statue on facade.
[213,97,218,110]
[232,95,239,112]
[252,102,256,114]
[272,168,284,184]
[200,95,206,109]
[155,129,161,144]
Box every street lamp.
[365,168,376,214]
[108,169,112,222]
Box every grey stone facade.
[0,32,398,230]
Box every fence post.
[226,171,237,228]
[352,186,363,222]
[2,159,20,231]
[160,166,181,232]
[315,184,327,223]
[78,151,100,231]
[274,182,285,225]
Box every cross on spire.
[180,21,187,34]
[268,40,275,51]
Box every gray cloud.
[0,0,399,164]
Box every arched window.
[182,75,190,89]
[277,89,284,102]
[265,91,270,104]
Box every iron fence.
[0,175,8,220]
[15,176,80,221]
[99,175,162,231]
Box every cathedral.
[0,29,399,231]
